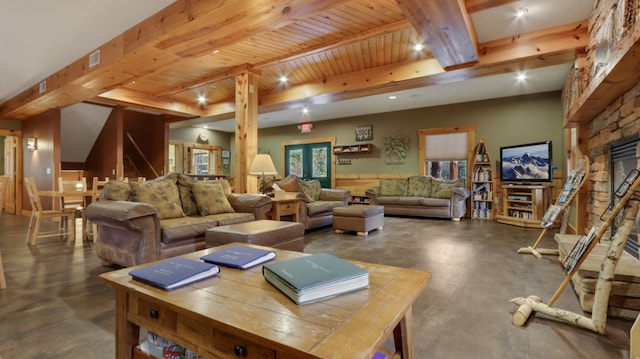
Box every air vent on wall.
[89,50,101,68]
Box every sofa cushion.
[192,182,235,216]
[408,176,433,197]
[433,179,466,199]
[299,179,322,202]
[380,179,408,196]
[306,200,345,216]
[396,197,425,206]
[422,197,452,207]
[101,180,132,201]
[376,196,402,205]
[160,216,218,243]
[130,178,185,220]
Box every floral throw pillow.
[101,180,132,201]
[130,178,185,219]
[408,176,432,197]
[380,179,408,196]
[192,182,235,216]
[433,179,465,199]
[299,179,321,202]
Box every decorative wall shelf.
[564,21,640,127]
[333,144,372,155]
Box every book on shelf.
[540,204,563,228]
[263,253,369,305]
[201,245,276,269]
[129,257,220,291]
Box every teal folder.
[263,253,368,304]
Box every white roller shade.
[425,132,468,160]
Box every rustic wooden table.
[100,243,430,359]
[267,195,302,222]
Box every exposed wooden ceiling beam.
[97,88,203,117]
[154,64,261,98]
[465,0,519,13]
[397,0,479,70]
[0,0,349,119]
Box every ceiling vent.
[89,50,101,68]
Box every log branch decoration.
[510,169,640,334]
[384,133,409,165]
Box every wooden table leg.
[115,290,139,359]
[0,250,6,290]
[393,306,415,359]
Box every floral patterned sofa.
[86,173,271,267]
[365,176,470,220]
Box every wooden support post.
[234,68,260,194]
[0,250,6,289]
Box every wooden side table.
[267,194,302,223]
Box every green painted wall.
[257,91,566,177]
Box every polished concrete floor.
[0,213,634,358]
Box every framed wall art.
[355,125,373,141]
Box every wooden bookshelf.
[470,138,494,220]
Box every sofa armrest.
[86,200,161,267]
[365,187,381,205]
[319,188,351,204]
[227,194,272,220]
[452,187,471,199]
[86,200,157,222]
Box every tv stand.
[496,185,552,228]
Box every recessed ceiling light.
[516,73,527,81]
[516,8,528,17]
[212,50,220,54]
[279,76,288,83]
[413,44,424,51]
[197,95,206,104]
[388,95,397,100]
[302,107,309,114]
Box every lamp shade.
[249,154,278,175]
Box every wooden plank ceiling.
[0,0,588,126]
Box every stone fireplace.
[588,81,640,258]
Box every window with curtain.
[419,126,475,182]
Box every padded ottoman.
[205,220,305,252]
[333,205,384,236]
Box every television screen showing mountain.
[500,142,552,182]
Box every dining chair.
[0,175,8,215]
[0,250,6,289]
[88,177,109,241]
[24,177,76,246]
[58,177,89,240]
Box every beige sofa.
[274,175,351,230]
[86,173,271,267]
[365,176,470,220]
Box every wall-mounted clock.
[198,132,208,141]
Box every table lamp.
[249,154,278,196]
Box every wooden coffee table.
[100,243,430,359]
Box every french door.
[284,142,331,188]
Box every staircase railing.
[126,132,160,178]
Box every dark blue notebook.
[129,257,220,290]
[201,245,276,269]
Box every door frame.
[0,129,24,215]
[281,137,336,188]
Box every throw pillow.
[380,179,408,196]
[299,179,321,202]
[408,176,433,197]
[192,182,235,216]
[101,180,132,201]
[176,173,199,216]
[433,180,465,199]
[275,174,303,193]
[130,178,185,219]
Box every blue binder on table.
[129,257,220,291]
[201,245,276,269]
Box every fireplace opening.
[610,137,640,260]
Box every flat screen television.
[500,141,552,183]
